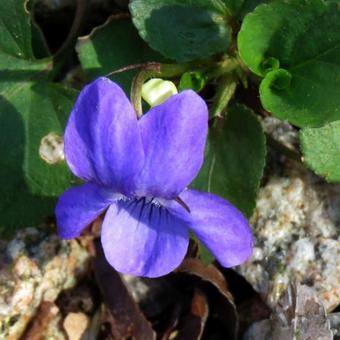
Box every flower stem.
[210,74,237,118]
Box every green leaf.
[301,121,340,182]
[31,21,51,59]
[191,104,266,217]
[0,0,34,60]
[77,17,164,94]
[0,0,77,228]
[0,82,77,228]
[222,0,271,19]
[23,83,77,197]
[179,71,207,92]
[238,0,340,127]
[129,0,231,62]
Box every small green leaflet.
[179,71,207,92]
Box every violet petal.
[136,90,208,199]
[101,199,189,277]
[56,182,114,239]
[167,189,253,267]
[64,77,144,195]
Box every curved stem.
[131,70,151,117]
[53,0,87,72]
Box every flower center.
[116,194,164,207]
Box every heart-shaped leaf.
[191,104,266,217]
[77,16,164,94]
[301,120,340,182]
[129,0,231,62]
[238,0,340,127]
[0,0,77,229]
[222,0,271,19]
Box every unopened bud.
[141,78,178,107]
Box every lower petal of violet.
[101,198,189,278]
[56,182,115,239]
[167,189,253,267]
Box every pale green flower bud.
[141,78,178,107]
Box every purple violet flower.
[55,77,253,278]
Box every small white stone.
[63,312,89,340]
[252,247,264,261]
[11,282,34,312]
[6,240,25,259]
[289,238,315,273]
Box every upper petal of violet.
[135,90,208,199]
[64,77,144,195]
